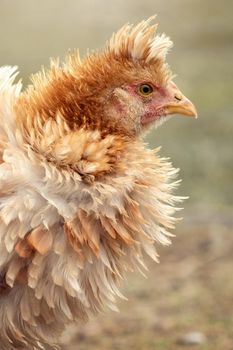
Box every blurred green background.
[0,1,232,349]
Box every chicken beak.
[165,89,198,118]
[165,96,197,118]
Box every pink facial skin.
[108,81,196,134]
[124,80,183,126]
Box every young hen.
[0,17,197,349]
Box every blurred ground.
[61,218,233,350]
[0,1,232,349]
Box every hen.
[0,18,196,349]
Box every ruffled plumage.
[0,18,183,350]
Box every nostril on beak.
[174,93,182,102]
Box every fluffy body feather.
[0,18,195,349]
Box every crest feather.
[108,17,173,63]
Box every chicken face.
[104,79,197,135]
[131,80,197,125]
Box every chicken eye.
[139,83,154,96]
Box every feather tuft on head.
[107,16,173,63]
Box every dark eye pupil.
[143,86,150,93]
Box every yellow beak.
[165,93,198,118]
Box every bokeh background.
[1,0,232,349]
